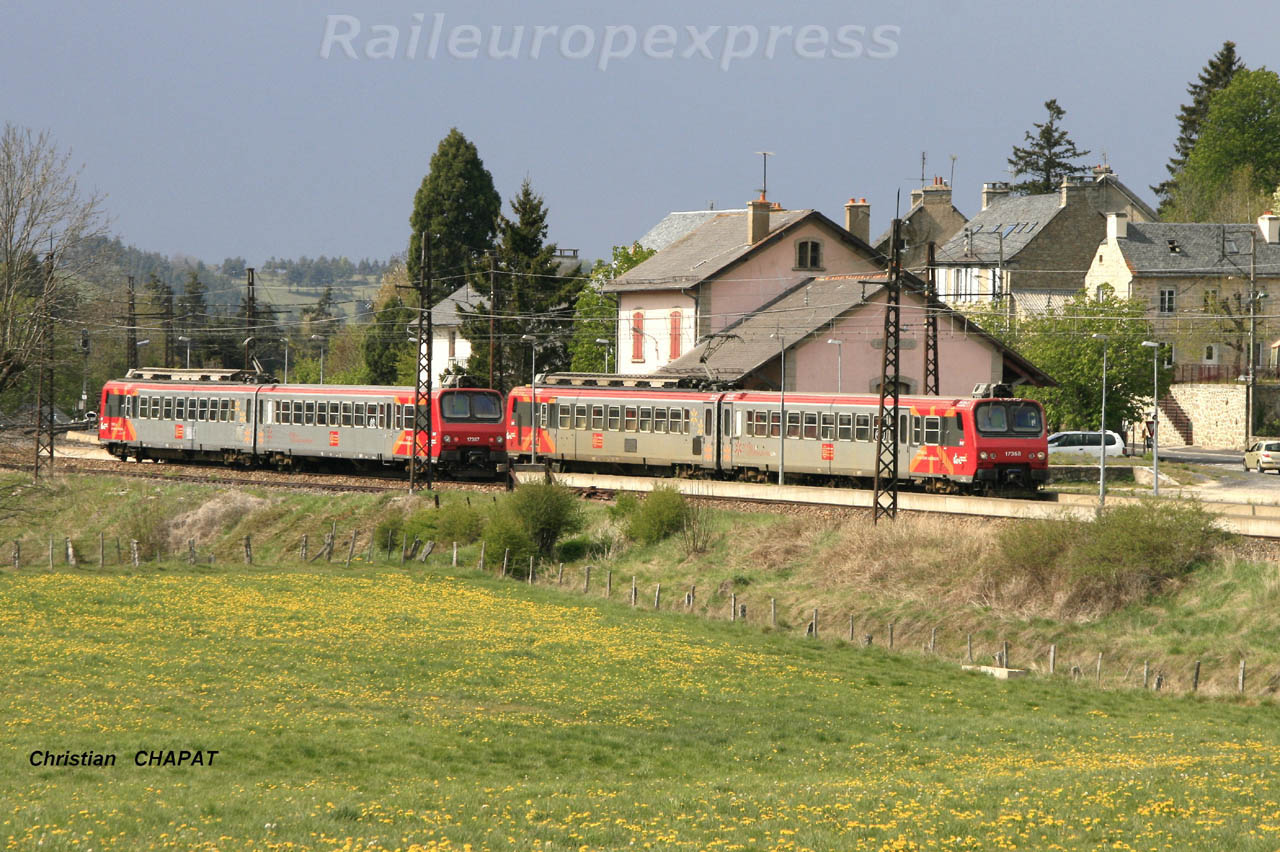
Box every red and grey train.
[504,376,1049,492]
[98,369,507,477]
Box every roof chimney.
[1260,211,1280,245]
[748,194,772,244]
[1107,211,1128,242]
[981,182,1010,211]
[1059,175,1087,207]
[921,176,952,207]
[844,197,870,243]
[909,188,924,208]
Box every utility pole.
[924,241,939,395]
[407,231,434,493]
[1249,231,1258,442]
[126,275,138,371]
[33,254,55,480]
[488,250,497,390]
[162,286,175,368]
[872,219,903,524]
[244,268,256,371]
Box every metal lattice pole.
[872,219,903,524]
[33,325,55,480]
[923,241,939,396]
[410,230,434,493]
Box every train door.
[716,403,729,471]
[510,393,531,457]
[818,407,836,477]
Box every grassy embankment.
[3,474,1280,850]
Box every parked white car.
[1047,430,1128,458]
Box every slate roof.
[638,209,745,252]
[1116,222,1280,278]
[934,193,1068,265]
[658,273,1054,386]
[602,208,814,293]
[426,283,484,328]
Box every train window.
[786,411,801,439]
[574,404,587,430]
[360,403,372,427]
[591,405,604,430]
[624,406,638,431]
[899,413,909,443]
[319,403,330,427]
[770,410,781,438]
[539,403,549,429]
[221,399,231,422]
[638,407,652,432]
[702,407,711,437]
[924,416,941,445]
[303,401,314,426]
[654,408,667,433]
[670,408,684,434]
[803,412,818,440]
[558,404,571,429]
[341,402,352,427]
[136,397,147,419]
[278,401,291,425]
[1010,403,1042,434]
[911,415,923,445]
[607,405,621,431]
[162,397,173,420]
[187,398,196,421]
[378,404,388,429]
[837,413,853,441]
[854,413,870,442]
[821,413,835,441]
[197,398,208,421]
[975,403,1007,433]
[174,398,185,420]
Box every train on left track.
[98,368,508,478]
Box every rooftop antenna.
[949,154,957,188]
[920,151,927,188]
[755,151,774,197]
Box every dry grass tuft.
[167,492,274,550]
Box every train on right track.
[504,376,1049,494]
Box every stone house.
[1083,211,1280,448]
[869,177,968,274]
[934,167,1157,314]
[657,272,1054,395]
[601,196,886,374]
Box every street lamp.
[310,334,325,383]
[281,337,290,383]
[521,333,539,466]
[826,338,843,393]
[177,335,191,369]
[1092,333,1108,512]
[1141,340,1161,496]
[594,337,613,374]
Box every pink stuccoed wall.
[788,289,1003,395]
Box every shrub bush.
[372,515,404,555]
[435,501,484,544]
[627,486,688,545]
[508,482,583,557]
[556,536,591,562]
[607,492,640,521]
[483,507,536,573]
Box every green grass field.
[4,549,1280,849]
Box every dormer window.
[796,240,823,270]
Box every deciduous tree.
[568,243,654,372]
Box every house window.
[448,330,456,360]
[1204,344,1218,364]
[796,240,823,270]
[631,312,645,361]
[1203,289,1218,311]
[669,311,682,360]
[1163,345,1175,369]
[1159,288,1175,314]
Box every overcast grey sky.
[3,1,1271,266]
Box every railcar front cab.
[434,389,508,476]
[966,384,1049,490]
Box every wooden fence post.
[243,535,252,565]
[65,538,77,568]
[1049,644,1057,675]
[630,576,637,607]
[478,541,486,571]
[583,565,590,593]
[1192,660,1201,692]
[12,539,19,570]
[1001,640,1009,668]
[400,533,407,565]
[130,540,140,567]
[115,538,121,564]
[888,623,895,650]
[1095,651,1102,685]
[731,592,737,622]
[386,529,394,557]
[848,614,854,642]
[366,533,374,563]
[1143,660,1149,689]
[1239,659,1247,694]
[48,536,54,570]
[452,541,458,567]
[770,598,776,629]
[966,634,973,663]
[326,521,337,562]
[502,548,509,578]
[557,563,564,584]
[654,583,661,609]
[98,532,104,569]
[188,538,197,565]
[300,534,308,562]
[345,532,357,569]
[528,556,535,584]
[929,627,937,654]
[606,570,612,597]
[812,609,819,639]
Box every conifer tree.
[1007,99,1090,195]
[407,128,502,288]
[1153,41,1244,211]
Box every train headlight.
[442,434,453,443]
[979,451,989,460]
[494,436,504,446]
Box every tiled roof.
[638,209,744,252]
[601,208,813,293]
[1117,222,1280,277]
[430,283,485,327]
[935,194,1067,265]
